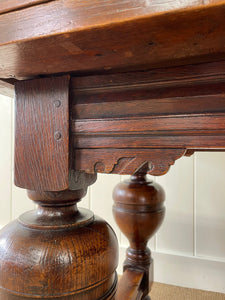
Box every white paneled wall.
[156,156,194,255]
[0,95,225,293]
[0,95,12,229]
[195,153,225,260]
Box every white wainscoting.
[0,95,225,293]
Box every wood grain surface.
[1,1,225,300]
[71,61,225,176]
[0,186,118,299]
[113,170,165,299]
[14,76,70,191]
[116,269,145,300]
[74,149,186,176]
[0,1,225,79]
[0,0,51,14]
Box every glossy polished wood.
[0,0,50,14]
[0,1,225,299]
[115,269,146,300]
[0,175,118,300]
[72,61,225,178]
[113,167,165,299]
[0,1,225,79]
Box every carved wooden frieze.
[74,149,186,176]
[71,61,225,176]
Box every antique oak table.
[0,1,225,299]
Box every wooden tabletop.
[0,0,225,80]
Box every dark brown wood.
[74,134,225,150]
[115,269,145,300]
[1,1,225,79]
[71,61,225,177]
[72,114,225,147]
[1,2,225,299]
[71,60,225,91]
[73,96,225,120]
[71,62,225,153]
[113,165,165,299]
[0,171,118,300]
[74,149,186,176]
[14,76,70,191]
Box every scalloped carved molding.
[74,148,186,176]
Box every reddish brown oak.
[0,2,225,300]
[1,1,225,79]
[0,0,50,14]
[0,172,118,300]
[115,269,145,300]
[74,149,186,176]
[14,76,70,191]
[113,165,165,299]
[71,61,225,153]
[71,61,225,179]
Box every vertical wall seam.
[89,185,93,211]
[118,175,122,245]
[153,175,157,252]
[10,97,14,222]
[87,187,90,210]
[193,153,197,257]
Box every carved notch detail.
[74,148,186,176]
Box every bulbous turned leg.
[0,174,118,300]
[113,169,165,300]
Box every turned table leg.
[0,76,119,299]
[113,169,165,300]
[0,74,173,300]
[0,175,118,299]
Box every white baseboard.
[118,246,225,294]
